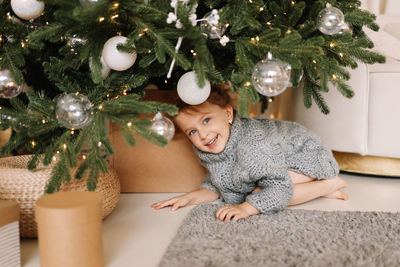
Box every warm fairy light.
[286,29,291,34]
[63,144,67,150]
[192,52,197,56]
[98,141,102,147]
[111,14,119,19]
[82,155,86,160]
[249,0,252,3]
[244,81,251,86]
[225,23,230,28]
[127,122,132,127]
[98,17,105,22]
[283,12,287,15]
[255,36,260,41]
[106,94,110,98]
[332,74,337,80]
[291,1,296,6]
[268,98,273,103]
[339,52,343,57]
[148,49,152,54]
[21,41,26,48]
[75,92,79,96]
[42,119,46,124]
[143,28,148,32]
[71,130,75,135]
[190,49,195,53]
[98,105,103,110]
[259,7,264,11]
[312,59,317,64]
[31,140,36,147]
[329,42,335,48]
[164,79,168,84]
[0,35,2,42]
[266,21,272,26]
[269,114,275,119]
[52,156,57,161]
[56,150,60,154]
[113,2,119,8]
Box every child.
[152,87,348,222]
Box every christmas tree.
[0,0,385,192]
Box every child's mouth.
[206,136,218,147]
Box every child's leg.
[288,175,348,206]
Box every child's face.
[175,101,234,154]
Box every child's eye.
[188,129,197,136]
[203,118,210,124]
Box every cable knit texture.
[194,117,339,214]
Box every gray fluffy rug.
[159,203,400,267]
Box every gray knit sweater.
[194,117,339,214]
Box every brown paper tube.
[35,191,103,267]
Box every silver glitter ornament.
[199,11,227,39]
[151,112,175,142]
[251,53,292,97]
[317,4,345,35]
[56,93,92,129]
[337,22,353,35]
[0,69,23,98]
[66,35,87,56]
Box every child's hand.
[151,194,192,211]
[215,202,260,222]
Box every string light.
[82,155,86,160]
[329,42,335,48]
[164,79,168,84]
[21,41,26,48]
[266,22,272,26]
[332,74,337,80]
[255,36,260,41]
[291,1,296,6]
[312,59,317,64]
[98,105,103,110]
[31,140,36,148]
[148,49,152,54]
[111,14,119,19]
[339,52,343,58]
[0,35,2,43]
[112,2,119,8]
[285,29,292,34]
[268,98,273,103]
[52,156,57,161]
[98,141,102,147]
[259,7,264,11]
[63,144,67,150]
[244,81,251,86]
[71,130,75,135]
[98,17,105,22]
[42,119,46,124]
[127,122,132,127]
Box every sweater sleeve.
[245,170,293,214]
[198,173,220,195]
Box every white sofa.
[289,15,400,160]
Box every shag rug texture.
[159,203,400,267]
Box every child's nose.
[198,130,208,140]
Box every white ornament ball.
[151,112,175,142]
[177,71,211,105]
[102,36,137,71]
[251,56,292,97]
[11,0,44,20]
[317,5,345,35]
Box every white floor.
[21,173,400,267]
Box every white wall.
[360,0,400,15]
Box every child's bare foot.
[323,190,349,200]
[328,176,348,190]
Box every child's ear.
[225,104,233,120]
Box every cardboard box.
[0,200,20,267]
[109,89,206,192]
[36,192,103,267]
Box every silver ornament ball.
[200,11,227,39]
[317,5,345,35]
[251,55,292,97]
[56,93,92,129]
[0,69,23,98]
[151,112,175,142]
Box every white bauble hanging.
[89,56,111,80]
[102,36,137,71]
[56,93,93,129]
[11,0,45,20]
[251,53,291,97]
[0,69,23,98]
[177,71,211,105]
[151,112,175,142]
[317,4,345,35]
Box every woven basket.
[0,154,120,238]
